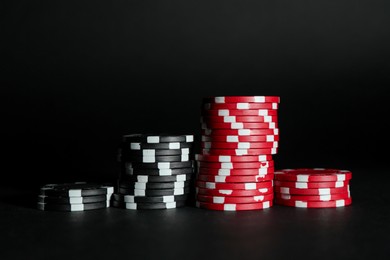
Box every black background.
[2,0,390,186]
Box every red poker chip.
[203,109,278,117]
[196,187,273,196]
[196,180,273,190]
[274,185,350,195]
[197,161,274,169]
[274,168,353,182]
[201,122,278,130]
[198,167,274,176]
[203,103,278,110]
[196,200,273,211]
[201,135,279,143]
[274,180,350,189]
[204,96,280,104]
[274,192,350,201]
[197,194,274,204]
[202,148,278,155]
[196,154,272,163]
[197,174,274,183]
[201,115,278,123]
[201,141,278,149]
[202,128,279,136]
[275,198,352,208]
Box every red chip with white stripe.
[205,96,280,103]
[274,180,349,189]
[196,154,272,163]
[275,186,350,195]
[275,198,352,208]
[203,109,278,116]
[196,200,273,211]
[201,141,278,149]
[202,128,279,136]
[196,187,273,196]
[201,115,278,123]
[196,180,273,190]
[203,102,278,110]
[197,174,274,183]
[202,148,278,156]
[274,168,353,182]
[201,135,279,143]
[198,167,274,176]
[197,194,274,204]
[201,122,278,130]
[197,161,274,169]
[275,192,350,201]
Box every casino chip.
[196,96,280,210]
[37,182,113,211]
[274,168,353,208]
[115,134,195,210]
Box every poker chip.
[121,154,190,163]
[203,102,278,110]
[119,180,190,190]
[37,201,110,211]
[37,194,110,204]
[202,128,279,136]
[204,96,281,103]
[197,161,274,169]
[201,115,278,123]
[201,141,278,149]
[122,148,190,156]
[196,154,272,162]
[196,187,273,197]
[274,168,353,182]
[123,167,194,176]
[125,161,194,169]
[274,185,350,195]
[196,201,273,211]
[202,148,278,156]
[274,180,349,189]
[275,192,351,201]
[116,134,195,209]
[196,194,274,204]
[112,200,186,210]
[122,134,194,143]
[40,183,114,197]
[112,193,188,203]
[203,109,278,116]
[201,122,278,130]
[196,180,273,190]
[197,174,274,183]
[121,173,192,182]
[201,135,279,142]
[274,198,352,208]
[198,167,274,176]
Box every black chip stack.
[112,134,195,210]
[37,182,114,211]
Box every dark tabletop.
[1,169,389,260]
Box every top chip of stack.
[196,96,280,211]
[114,134,195,210]
[274,168,352,208]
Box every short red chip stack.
[274,168,352,208]
[195,96,280,211]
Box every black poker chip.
[37,194,109,204]
[124,142,193,150]
[111,200,186,210]
[118,187,190,196]
[119,180,191,190]
[123,167,194,176]
[120,154,191,163]
[122,134,194,143]
[120,173,193,182]
[124,161,194,169]
[121,148,191,156]
[39,182,114,197]
[112,193,188,203]
[37,201,109,211]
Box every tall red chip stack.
[195,96,280,211]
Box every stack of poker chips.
[112,134,195,210]
[195,96,280,211]
[37,182,113,211]
[274,168,352,208]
